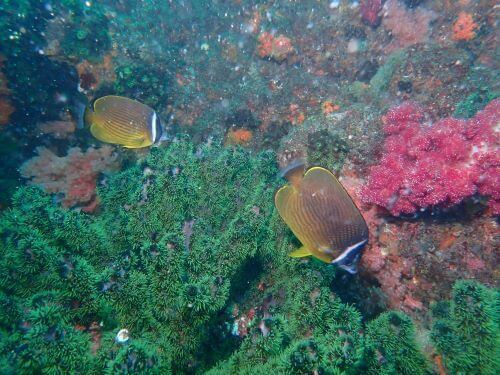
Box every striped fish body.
[275,166,369,273]
[85,96,161,149]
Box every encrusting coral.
[2,139,497,373]
[256,32,294,62]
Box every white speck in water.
[329,1,340,9]
[347,38,360,53]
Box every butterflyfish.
[275,160,369,274]
[84,95,163,148]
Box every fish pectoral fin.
[288,246,312,258]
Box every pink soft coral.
[362,98,500,216]
[20,146,119,211]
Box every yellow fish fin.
[289,246,312,258]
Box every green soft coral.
[431,280,499,375]
[0,140,279,372]
[363,311,428,375]
[1,139,497,374]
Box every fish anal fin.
[289,246,312,258]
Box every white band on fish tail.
[331,239,368,265]
[151,111,157,143]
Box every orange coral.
[257,32,294,62]
[453,11,478,41]
[20,146,119,211]
[322,100,340,115]
[225,128,253,145]
[287,104,305,125]
[434,355,447,375]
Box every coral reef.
[76,54,116,95]
[206,263,429,374]
[1,0,499,373]
[59,4,111,62]
[20,146,119,211]
[224,128,253,146]
[5,140,494,373]
[278,113,350,174]
[114,62,170,109]
[363,311,428,374]
[362,98,500,216]
[0,141,280,372]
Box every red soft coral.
[360,0,383,27]
[362,99,500,216]
[20,146,119,212]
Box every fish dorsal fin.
[289,246,312,258]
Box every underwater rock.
[277,114,349,174]
[36,120,76,140]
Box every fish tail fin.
[331,239,367,274]
[289,246,312,258]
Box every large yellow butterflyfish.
[275,160,368,274]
